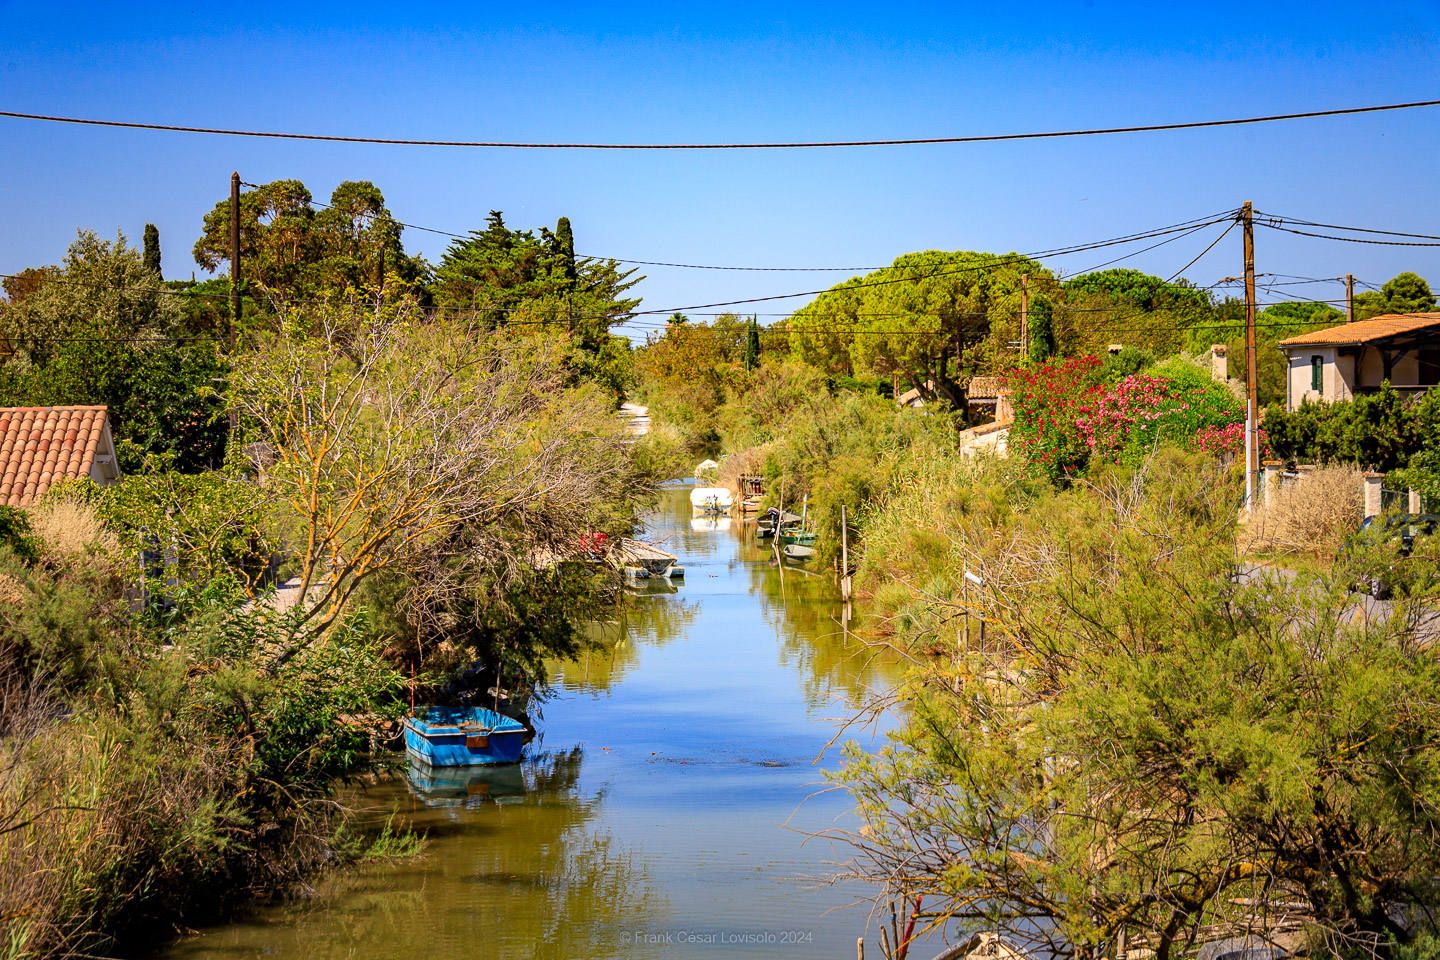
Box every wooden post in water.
[774,485,786,596]
[840,504,852,601]
[857,936,865,960]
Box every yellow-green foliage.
[716,361,828,451]
[754,391,959,569]
[837,450,1440,957]
[0,516,407,959]
[855,449,1036,638]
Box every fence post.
[1261,460,1282,507]
[1363,473,1384,519]
[1410,489,1423,515]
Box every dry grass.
[716,444,770,496]
[26,497,117,561]
[1242,465,1365,562]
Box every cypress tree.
[143,223,162,276]
[1028,295,1056,363]
[555,217,577,285]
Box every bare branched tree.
[232,292,644,670]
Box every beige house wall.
[1287,347,1345,409]
[1285,346,1431,410]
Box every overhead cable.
[4,99,1439,149]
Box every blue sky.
[1,1,1438,334]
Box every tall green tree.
[0,230,226,469]
[1356,271,1437,320]
[142,223,161,276]
[192,179,422,302]
[554,215,577,284]
[789,250,1048,408]
[1062,269,1214,357]
[4,230,181,366]
[433,212,641,395]
[1027,293,1056,362]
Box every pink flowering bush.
[1195,422,1270,460]
[1008,357,1245,481]
[1007,356,1103,482]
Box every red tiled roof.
[967,376,1010,400]
[1279,312,1440,347]
[0,406,110,506]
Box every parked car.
[1338,513,1440,598]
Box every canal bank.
[157,484,901,960]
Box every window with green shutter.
[1311,356,1323,392]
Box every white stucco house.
[1278,312,1440,411]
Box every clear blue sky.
[1,1,1437,334]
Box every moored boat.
[756,507,801,538]
[782,543,816,562]
[608,538,683,578]
[690,486,734,514]
[405,755,527,805]
[403,706,527,766]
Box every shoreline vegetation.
[635,268,1440,959]
[0,189,672,959]
[5,174,1440,960]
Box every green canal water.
[157,484,903,959]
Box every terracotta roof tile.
[967,376,1010,400]
[1280,312,1440,347]
[0,406,111,506]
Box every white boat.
[690,486,734,514]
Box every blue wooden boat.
[403,706,527,766]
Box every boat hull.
[404,707,526,766]
[690,486,734,514]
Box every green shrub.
[1266,384,1420,470]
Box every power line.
[2,211,1240,340]
[5,99,1439,149]
[240,180,886,271]
[1052,219,1228,280]
[1165,220,1238,283]
[1255,211,1440,242]
[1257,223,1440,248]
[633,213,1236,316]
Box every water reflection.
[163,746,667,960]
[733,522,897,710]
[156,486,902,960]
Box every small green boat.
[779,530,817,546]
[782,543,816,562]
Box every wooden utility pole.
[1346,273,1355,323]
[1019,274,1030,356]
[229,172,242,435]
[1242,201,1258,503]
